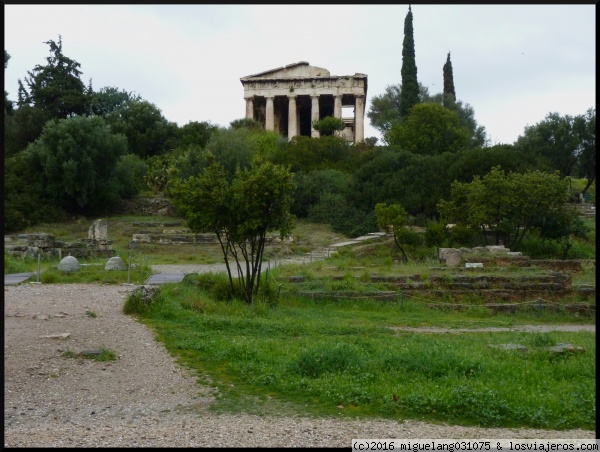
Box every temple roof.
[241,61,332,80]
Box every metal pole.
[128,254,132,284]
[37,253,41,282]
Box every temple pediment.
[241,61,331,80]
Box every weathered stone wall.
[5,233,116,259]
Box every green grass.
[4,254,32,274]
[37,264,152,285]
[126,279,595,430]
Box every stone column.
[245,97,254,120]
[265,96,275,131]
[334,95,342,119]
[334,95,343,137]
[287,95,297,140]
[311,95,320,138]
[354,95,365,143]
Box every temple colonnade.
[241,62,367,143]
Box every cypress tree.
[400,5,420,119]
[443,51,456,106]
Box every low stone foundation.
[5,233,115,259]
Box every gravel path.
[4,283,595,447]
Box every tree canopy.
[168,153,296,303]
[106,100,179,158]
[386,102,471,155]
[22,115,129,213]
[19,36,88,119]
[438,166,575,251]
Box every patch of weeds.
[85,310,97,318]
[61,347,117,362]
[528,333,557,348]
[60,349,78,359]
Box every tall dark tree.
[19,35,88,119]
[573,108,596,193]
[442,51,456,106]
[400,5,420,119]
[5,50,14,114]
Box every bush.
[448,224,481,248]
[4,254,32,274]
[187,272,246,302]
[123,286,161,315]
[425,219,449,247]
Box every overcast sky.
[4,4,596,145]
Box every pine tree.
[21,35,88,119]
[443,51,456,107]
[400,5,420,119]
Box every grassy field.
[127,278,595,430]
[5,214,596,430]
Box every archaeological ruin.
[240,61,367,143]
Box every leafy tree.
[205,126,283,180]
[23,115,128,213]
[292,169,352,218]
[573,108,596,193]
[168,153,296,304]
[88,86,142,116]
[272,135,355,173]
[374,203,410,262]
[113,153,148,199]
[4,50,14,114]
[400,5,420,119]
[368,83,487,147]
[4,104,52,157]
[19,36,88,119]
[229,117,263,131]
[447,144,546,184]
[514,111,588,180]
[176,120,219,149]
[309,192,377,238]
[311,116,345,136]
[386,102,471,155]
[438,166,574,251]
[442,51,456,106]
[106,100,179,158]
[367,84,402,136]
[4,152,65,232]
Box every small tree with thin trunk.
[375,202,410,262]
[168,153,296,303]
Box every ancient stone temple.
[240,61,367,142]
